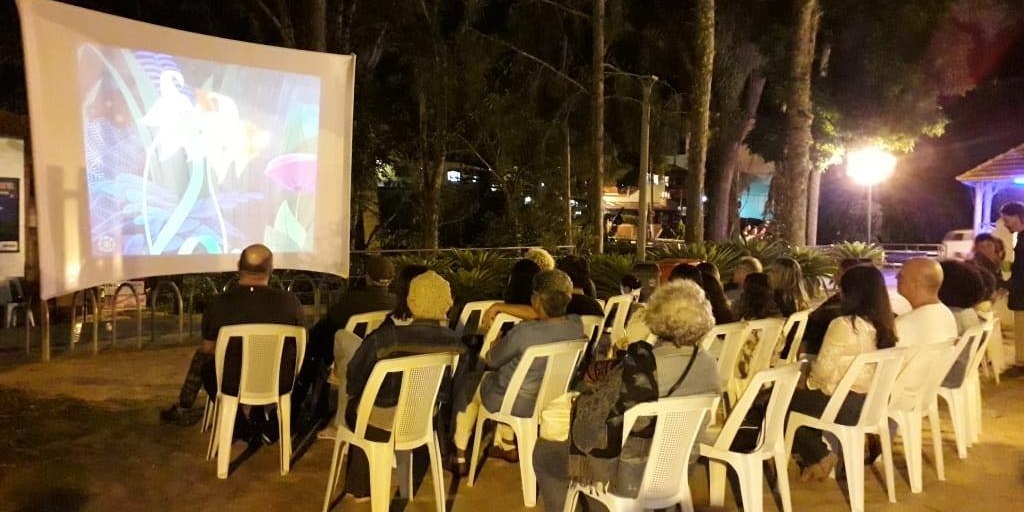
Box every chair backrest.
[350,352,458,444]
[480,313,524,358]
[602,294,634,343]
[214,324,307,405]
[711,362,803,452]
[821,347,907,427]
[742,317,787,376]
[967,318,995,380]
[343,310,390,339]
[579,315,604,345]
[783,310,812,363]
[704,321,748,390]
[891,338,957,412]
[454,300,500,338]
[498,340,587,418]
[623,394,718,505]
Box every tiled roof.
[956,142,1024,182]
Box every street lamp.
[846,147,897,242]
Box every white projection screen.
[17,0,353,299]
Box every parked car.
[942,229,974,260]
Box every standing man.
[999,202,1024,376]
[160,244,304,441]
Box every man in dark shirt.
[293,257,396,410]
[160,244,304,429]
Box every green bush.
[589,253,637,299]
[729,236,789,265]
[786,245,838,299]
[650,241,745,278]
[827,241,886,267]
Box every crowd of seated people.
[164,241,1009,511]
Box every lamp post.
[846,147,897,243]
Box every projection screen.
[18,0,353,299]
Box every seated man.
[160,244,304,442]
[452,269,584,474]
[895,258,958,348]
[293,256,396,414]
[336,270,464,502]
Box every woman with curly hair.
[533,280,720,512]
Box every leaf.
[272,201,306,249]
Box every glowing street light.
[846,147,897,242]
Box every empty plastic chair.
[322,352,457,512]
[783,310,811,363]
[206,324,307,479]
[601,294,634,345]
[701,363,803,512]
[785,347,907,512]
[937,320,991,458]
[731,318,786,405]
[468,340,587,507]
[564,394,718,512]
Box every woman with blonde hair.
[768,257,809,316]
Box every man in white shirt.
[894,258,958,347]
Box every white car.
[942,229,974,260]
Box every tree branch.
[471,30,588,93]
[531,0,590,19]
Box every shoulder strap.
[663,346,700,398]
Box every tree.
[592,0,607,252]
[685,0,715,242]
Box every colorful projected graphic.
[79,45,321,256]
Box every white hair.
[523,247,556,271]
[644,279,714,347]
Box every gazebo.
[956,142,1024,232]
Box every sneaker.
[159,405,201,426]
[345,492,371,503]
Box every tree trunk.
[772,0,819,246]
[301,0,327,51]
[708,75,765,241]
[420,158,443,250]
[806,167,822,245]
[686,0,715,243]
[591,0,606,253]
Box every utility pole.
[637,76,657,260]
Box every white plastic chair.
[700,362,802,512]
[468,340,588,506]
[206,324,307,479]
[564,394,718,512]
[601,294,634,345]
[344,310,391,339]
[731,318,786,405]
[4,278,34,328]
[887,338,957,494]
[454,300,500,338]
[702,321,747,364]
[782,310,811,363]
[784,347,907,512]
[579,314,605,361]
[322,352,457,512]
[937,319,992,458]
[479,313,523,358]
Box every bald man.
[160,244,304,438]
[894,258,958,348]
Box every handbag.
[539,391,580,442]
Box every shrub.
[589,253,637,299]
[786,246,838,299]
[650,241,745,278]
[827,241,886,267]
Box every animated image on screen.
[78,44,321,256]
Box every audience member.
[697,261,721,283]
[787,265,897,481]
[971,233,1005,280]
[725,256,763,302]
[160,245,303,444]
[295,256,396,414]
[894,258,958,349]
[631,262,661,302]
[504,259,543,305]
[732,272,782,321]
[335,270,464,502]
[938,260,986,387]
[524,247,556,271]
[768,257,809,317]
[452,270,585,474]
[1000,202,1024,376]
[700,269,735,325]
[802,258,871,356]
[668,263,704,284]
[533,279,719,512]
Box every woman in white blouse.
[787,265,898,481]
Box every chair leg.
[428,434,447,512]
[279,398,293,475]
[467,416,487,487]
[735,458,764,512]
[837,432,865,512]
[928,404,945,482]
[216,398,239,479]
[878,425,897,503]
[322,439,349,512]
[774,451,794,512]
[904,414,923,494]
[707,459,728,508]
[562,486,580,512]
[516,423,539,507]
[205,398,219,461]
[396,451,413,500]
[945,391,969,459]
[367,446,394,512]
